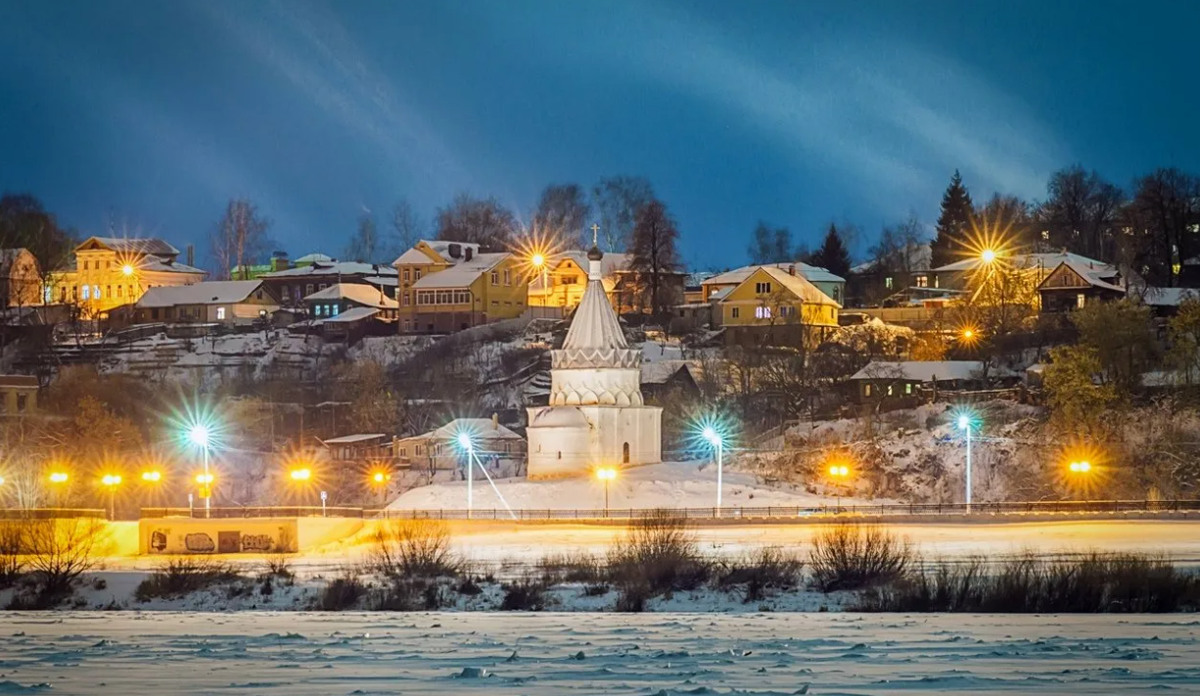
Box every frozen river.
[3,612,1200,695]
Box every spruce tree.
[932,169,974,268]
[810,223,852,278]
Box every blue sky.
[2,0,1198,269]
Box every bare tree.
[345,210,379,262]
[391,199,423,254]
[1122,168,1200,286]
[532,183,592,250]
[435,193,517,251]
[24,517,108,598]
[1038,166,1124,259]
[592,176,654,252]
[211,198,271,280]
[628,198,682,318]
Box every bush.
[608,510,709,594]
[0,521,24,588]
[319,573,366,611]
[370,519,458,579]
[500,578,546,611]
[719,547,806,602]
[24,518,109,602]
[864,553,1199,613]
[809,524,913,592]
[538,551,604,585]
[614,584,649,612]
[134,558,242,601]
[455,577,483,596]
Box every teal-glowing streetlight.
[456,430,475,518]
[701,425,725,516]
[186,422,215,518]
[955,411,978,513]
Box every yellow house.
[715,265,840,345]
[48,237,205,316]
[526,250,630,312]
[393,240,527,333]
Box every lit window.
[885,277,894,290]
[755,306,772,319]
[93,285,101,299]
[864,384,872,396]
[216,307,226,320]
[1076,293,1086,309]
[887,384,893,396]
[915,275,928,288]
[82,285,90,300]
[332,305,339,315]
[905,383,912,395]
[1041,230,1050,241]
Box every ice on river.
[3,612,1200,694]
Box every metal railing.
[3,500,1199,521]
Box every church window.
[622,443,630,464]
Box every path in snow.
[4,612,1200,694]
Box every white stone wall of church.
[525,405,662,480]
[549,367,643,406]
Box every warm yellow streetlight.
[49,471,69,484]
[530,253,545,269]
[1069,460,1092,473]
[195,473,214,484]
[828,464,850,478]
[122,263,135,276]
[289,468,312,482]
[980,248,997,264]
[101,474,122,520]
[141,470,162,483]
[595,466,617,512]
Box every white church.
[525,245,662,479]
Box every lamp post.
[1068,460,1093,503]
[957,414,975,513]
[371,471,391,507]
[596,467,617,513]
[531,253,547,312]
[101,474,122,520]
[188,424,213,518]
[828,463,850,512]
[48,471,69,506]
[457,432,474,519]
[702,426,724,517]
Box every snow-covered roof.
[364,275,399,287]
[851,244,932,274]
[703,262,846,288]
[263,262,397,278]
[394,247,438,265]
[728,265,841,307]
[411,253,509,289]
[136,280,265,308]
[303,283,399,309]
[1142,287,1198,307]
[850,360,984,382]
[418,417,523,441]
[323,433,387,445]
[394,240,483,266]
[140,258,206,275]
[1049,260,1124,292]
[294,252,335,264]
[933,251,1107,274]
[641,360,696,385]
[319,306,380,324]
[78,236,180,257]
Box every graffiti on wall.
[147,527,288,554]
[185,533,216,553]
[240,534,274,552]
[149,530,167,553]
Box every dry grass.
[809,524,913,592]
[370,519,459,579]
[607,509,709,594]
[134,558,242,601]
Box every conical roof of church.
[553,246,640,370]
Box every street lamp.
[101,474,122,520]
[187,423,214,518]
[122,264,135,277]
[980,249,997,264]
[596,466,617,513]
[194,472,214,517]
[289,468,312,482]
[956,412,977,513]
[49,471,69,484]
[370,470,391,506]
[457,431,474,518]
[702,425,725,516]
[827,463,850,511]
[141,470,162,483]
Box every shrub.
[24,518,109,602]
[538,551,604,585]
[455,577,483,596]
[608,510,709,594]
[0,521,24,588]
[720,547,806,603]
[500,578,546,611]
[370,519,458,579]
[319,573,366,611]
[614,584,649,612]
[134,558,242,601]
[809,524,913,592]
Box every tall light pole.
[596,467,617,513]
[189,424,212,518]
[101,474,122,520]
[702,426,724,516]
[957,414,974,513]
[457,431,474,519]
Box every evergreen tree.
[810,223,852,278]
[932,170,974,268]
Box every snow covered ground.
[389,460,882,511]
[4,612,1200,694]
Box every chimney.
[788,264,796,276]
[465,247,473,261]
[186,245,195,268]
[491,412,498,430]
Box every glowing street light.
[596,466,618,513]
[980,249,997,264]
[370,470,391,506]
[955,411,978,513]
[122,263,135,277]
[1068,460,1092,473]
[141,470,162,483]
[702,425,725,516]
[101,474,122,520]
[49,471,69,484]
[289,468,312,482]
[185,422,215,518]
[456,431,475,518]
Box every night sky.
[2,0,1198,269]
